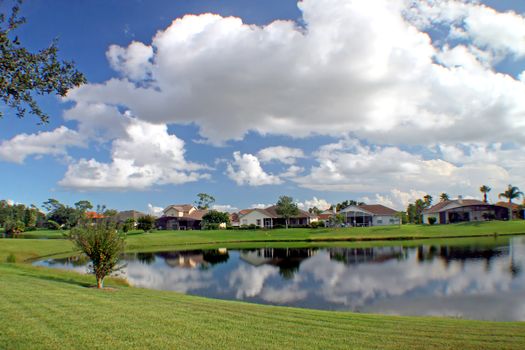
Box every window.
[256,219,261,226]
[377,219,383,224]
[242,219,248,225]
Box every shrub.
[428,217,437,225]
[69,222,126,289]
[137,215,156,232]
[4,220,25,237]
[6,253,16,263]
[202,223,220,230]
[46,220,61,230]
[273,224,285,229]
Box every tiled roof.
[358,204,398,215]
[424,199,485,214]
[164,204,195,213]
[86,211,104,219]
[496,201,521,210]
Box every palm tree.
[498,185,524,220]
[439,193,450,202]
[480,185,491,203]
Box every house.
[156,204,208,230]
[115,210,146,223]
[233,205,316,228]
[85,211,105,224]
[339,204,400,226]
[496,202,523,220]
[422,199,509,224]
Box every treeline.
[0,198,121,236]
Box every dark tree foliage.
[201,210,230,230]
[69,222,125,289]
[0,0,86,123]
[195,193,215,210]
[137,215,156,232]
[276,195,299,229]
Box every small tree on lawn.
[202,210,230,230]
[69,222,125,289]
[4,219,25,237]
[276,196,299,229]
[137,215,156,232]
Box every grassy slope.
[2,223,525,349]
[1,263,524,350]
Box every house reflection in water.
[240,248,317,279]
[134,249,230,269]
[328,247,408,265]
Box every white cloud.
[59,119,209,189]
[295,138,512,200]
[297,197,331,211]
[226,152,282,186]
[360,189,428,210]
[147,204,164,217]
[258,146,305,165]
[0,126,84,163]
[250,203,273,209]
[211,204,239,213]
[62,0,525,146]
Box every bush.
[6,253,16,263]
[310,221,322,229]
[248,224,259,230]
[202,223,220,230]
[427,217,437,225]
[46,220,61,230]
[4,220,25,237]
[273,224,285,229]
[24,226,37,232]
[137,215,156,232]
[69,222,126,288]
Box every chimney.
[457,195,463,204]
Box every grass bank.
[1,263,524,350]
[3,221,525,262]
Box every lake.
[34,236,525,321]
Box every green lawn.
[1,263,524,350]
[2,222,525,349]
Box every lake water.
[34,236,525,321]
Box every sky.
[1,0,525,215]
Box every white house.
[339,204,400,226]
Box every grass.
[1,263,524,350]
[2,222,525,349]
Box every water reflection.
[34,237,525,321]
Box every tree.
[480,185,491,203]
[275,196,299,229]
[423,195,433,207]
[69,222,125,289]
[195,193,215,210]
[137,215,156,232]
[439,193,450,202]
[4,219,24,236]
[308,206,322,215]
[499,184,524,220]
[201,210,230,230]
[0,0,86,123]
[74,200,93,213]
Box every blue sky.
[1,0,525,214]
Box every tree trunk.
[483,193,487,203]
[285,218,289,229]
[509,199,513,221]
[97,277,103,289]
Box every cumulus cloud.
[62,0,525,146]
[212,204,239,213]
[0,126,84,163]
[297,197,331,211]
[226,152,283,186]
[294,138,511,200]
[257,146,305,165]
[147,204,164,217]
[59,119,209,189]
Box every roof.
[163,204,195,214]
[358,204,398,216]
[264,205,312,219]
[116,210,146,221]
[496,201,521,210]
[86,211,104,219]
[185,209,208,220]
[424,199,485,214]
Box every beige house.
[232,206,316,228]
